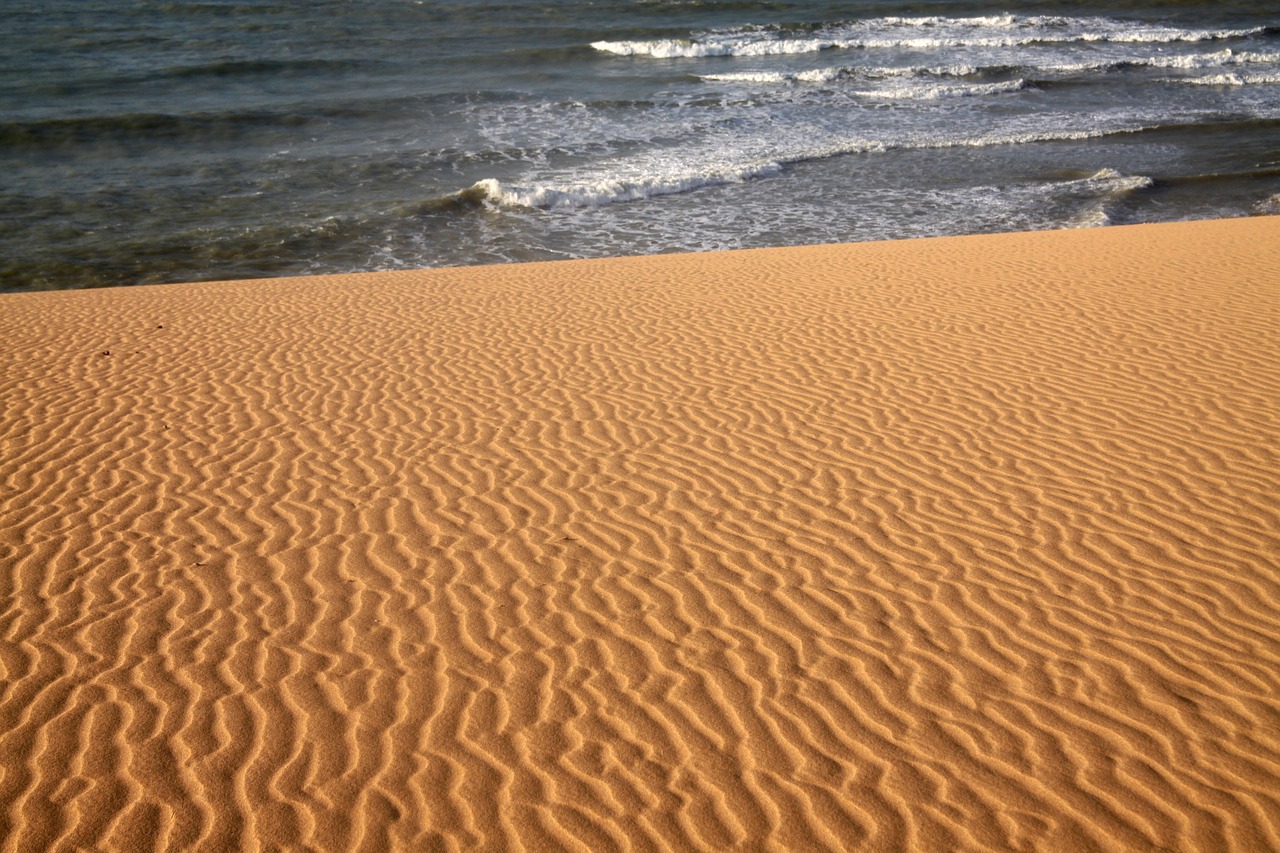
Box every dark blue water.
[3,0,1278,291]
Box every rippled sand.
[2,218,1278,851]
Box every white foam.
[591,37,838,58]
[1062,169,1155,228]
[925,126,1134,153]
[699,64,983,85]
[853,79,1032,100]
[464,126,1155,211]
[1041,49,1280,75]
[469,161,784,208]
[1254,193,1280,215]
[694,49,1280,91]
[876,14,1025,28]
[1174,71,1280,85]
[593,15,1267,59]
[701,70,803,84]
[1070,167,1155,193]
[700,68,850,84]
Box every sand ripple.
[1,218,1278,851]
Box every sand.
[1,217,1278,852]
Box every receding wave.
[593,15,1271,59]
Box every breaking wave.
[696,50,1280,87]
[444,128,1158,211]
[594,15,1270,59]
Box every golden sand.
[2,217,1278,851]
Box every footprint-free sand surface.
[2,217,1279,852]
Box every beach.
[5,2,1279,291]
[1,217,1278,850]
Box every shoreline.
[3,212,1276,297]
[3,217,1279,851]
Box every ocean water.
[3,0,1278,291]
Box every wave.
[696,49,1280,88]
[851,79,1033,100]
[466,162,784,208]
[593,15,1271,59]
[1059,168,1157,227]
[0,88,517,150]
[697,68,1032,98]
[1174,71,1280,85]
[593,36,837,59]
[446,126,1162,211]
[0,110,319,148]
[1135,49,1280,70]
[1254,193,1280,214]
[699,64,981,84]
[161,57,369,80]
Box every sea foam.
[593,15,1267,59]
[696,50,1280,88]
[459,127,1149,210]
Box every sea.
[3,0,1278,291]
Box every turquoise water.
[3,0,1278,291]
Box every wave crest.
[594,15,1269,59]
[467,162,783,209]
[451,128,1161,212]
